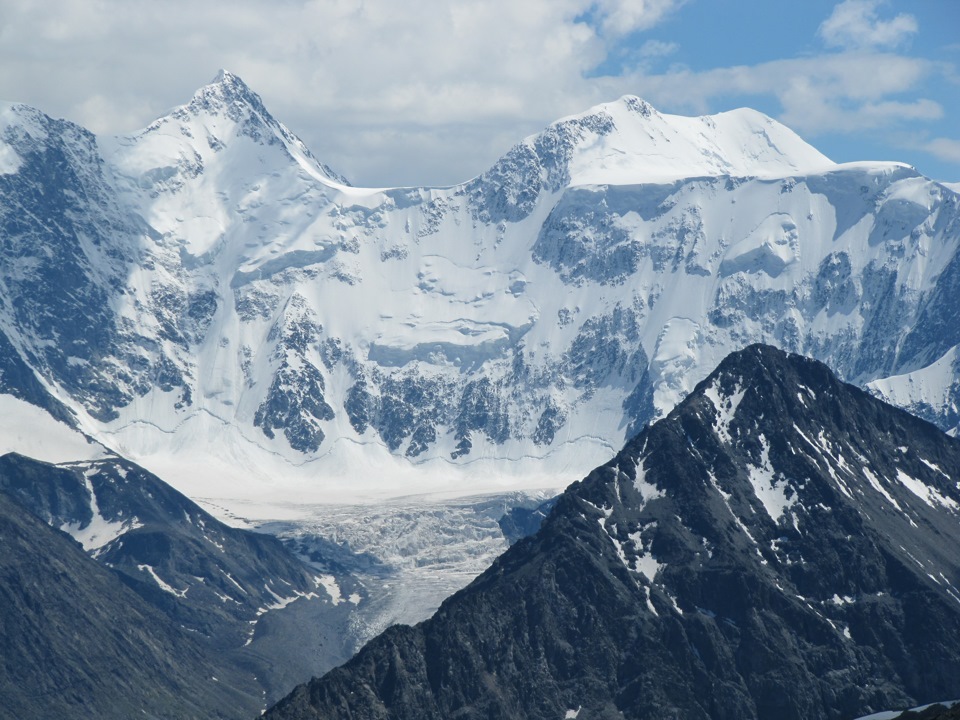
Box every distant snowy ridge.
[529,95,834,186]
[0,71,958,509]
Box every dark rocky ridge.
[263,345,960,720]
[0,452,326,646]
[0,489,259,719]
[0,451,361,712]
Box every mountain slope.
[0,489,261,719]
[0,448,364,709]
[0,452,336,645]
[264,345,960,720]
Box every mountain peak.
[697,343,831,400]
[207,68,260,105]
[638,343,960,538]
[603,94,658,118]
[121,70,349,186]
[535,97,834,187]
[466,96,833,224]
[677,344,871,449]
[187,69,273,123]
[212,68,240,85]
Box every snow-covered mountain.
[0,71,958,510]
[263,345,960,720]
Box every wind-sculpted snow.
[0,72,959,502]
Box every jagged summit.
[119,69,349,187]
[212,67,244,86]
[693,342,840,409]
[186,68,277,129]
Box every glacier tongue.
[256,490,560,648]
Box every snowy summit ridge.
[117,69,349,189]
[521,94,835,187]
[0,72,957,509]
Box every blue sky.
[1,0,957,186]
[611,0,960,182]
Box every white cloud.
[638,40,679,58]
[629,52,940,135]
[592,0,686,37]
[71,93,157,140]
[0,0,686,185]
[924,138,960,164]
[819,0,918,50]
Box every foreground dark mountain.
[0,489,258,719]
[265,345,960,720]
[0,452,330,646]
[0,450,361,715]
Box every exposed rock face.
[263,345,960,720]
[0,453,327,642]
[1,75,959,499]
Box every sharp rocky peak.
[686,343,927,444]
[184,68,277,125]
[604,343,960,541]
[131,68,281,143]
[690,343,842,418]
[128,69,349,185]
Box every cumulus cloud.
[591,0,686,37]
[0,0,686,185]
[818,0,918,50]
[0,0,953,184]
[629,52,941,134]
